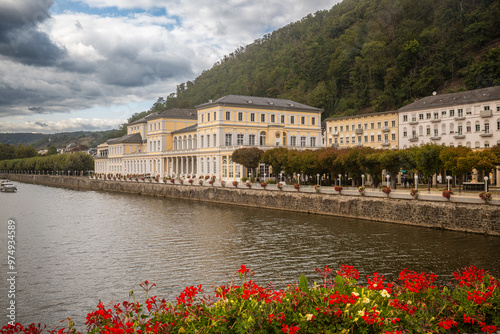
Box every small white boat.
[1,179,17,192]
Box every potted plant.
[294,183,300,191]
[334,185,343,194]
[410,188,419,199]
[170,178,175,184]
[277,182,283,190]
[232,181,238,188]
[188,179,194,185]
[314,184,321,193]
[208,179,214,185]
[198,179,204,185]
[442,189,453,200]
[382,186,391,196]
[246,180,252,188]
[479,191,492,203]
[260,181,267,189]
[220,180,226,187]
[358,186,365,195]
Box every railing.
[453,134,465,139]
[409,137,419,142]
[480,110,492,117]
[355,128,363,134]
[381,127,390,133]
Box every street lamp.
[264,173,266,182]
[484,176,489,192]
[414,175,418,190]
[297,174,300,185]
[446,175,452,191]
[317,174,320,186]
[386,174,390,187]
[338,174,342,186]
[361,174,365,187]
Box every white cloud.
[0,0,338,134]
[0,117,126,133]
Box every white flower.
[352,292,360,297]
[380,289,390,298]
[362,297,370,304]
[357,310,365,317]
[306,314,314,321]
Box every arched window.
[419,126,423,136]
[183,135,187,150]
[200,158,204,174]
[188,135,192,150]
[450,123,454,133]
[441,123,446,135]
[193,135,197,149]
[466,121,471,133]
[259,131,267,146]
[466,142,471,148]
[207,157,211,174]
[173,137,177,150]
[475,141,480,148]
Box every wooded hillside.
[155,0,499,118]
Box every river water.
[0,182,499,328]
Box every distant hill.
[150,0,499,119]
[0,130,122,149]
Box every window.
[370,135,375,142]
[329,138,332,144]
[384,120,388,127]
[391,120,396,127]
[238,112,243,121]
[384,134,389,142]
[340,137,343,144]
[403,115,408,122]
[466,122,471,133]
[434,129,439,137]
[358,136,362,143]
[476,122,481,132]
[377,134,381,141]
[364,123,368,130]
[213,111,217,120]
[290,136,296,146]
[340,125,343,131]
[300,136,306,146]
[271,114,275,123]
[225,134,232,146]
[301,116,305,125]
[281,115,285,123]
[249,134,256,145]
[485,122,490,134]
[225,111,231,120]
[346,125,349,131]
[434,113,439,119]
[377,121,381,128]
[426,113,431,119]
[403,130,407,137]
[497,120,500,130]
[328,127,332,133]
[466,108,472,115]
[458,125,463,135]
[237,134,244,145]
[442,111,446,117]
[200,158,204,173]
[485,142,490,148]
[201,114,204,123]
[290,116,295,124]
[364,135,368,142]
[261,114,266,122]
[312,117,316,126]
[310,137,316,147]
[259,131,266,146]
[206,157,210,174]
[200,136,204,148]
[334,126,338,132]
[449,110,455,117]
[419,114,424,120]
[250,113,255,122]
[207,113,210,122]
[458,109,463,117]
[346,137,350,144]
[370,122,374,129]
[207,135,210,147]
[392,133,396,140]
[213,134,217,147]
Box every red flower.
[337,264,359,280]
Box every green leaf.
[335,274,345,290]
[299,274,310,293]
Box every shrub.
[382,186,391,195]
[442,189,453,199]
[479,191,492,203]
[410,188,419,199]
[358,186,365,195]
[334,185,343,193]
[294,183,300,191]
[260,182,267,188]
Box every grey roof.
[398,86,500,112]
[128,108,197,125]
[196,95,323,113]
[172,124,198,135]
[107,132,143,145]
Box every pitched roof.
[172,124,198,135]
[149,108,197,120]
[196,95,323,113]
[398,86,500,112]
[107,132,143,145]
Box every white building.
[399,86,500,149]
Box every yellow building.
[325,110,399,150]
[96,95,323,180]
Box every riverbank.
[2,173,500,236]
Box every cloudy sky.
[0,0,338,134]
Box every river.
[1,182,499,328]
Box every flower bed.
[382,186,391,196]
[334,185,343,193]
[442,189,453,199]
[479,191,492,203]
[4,265,498,334]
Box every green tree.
[439,146,472,192]
[414,144,445,191]
[14,144,38,159]
[231,148,264,176]
[47,146,58,155]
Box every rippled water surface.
[1,182,499,328]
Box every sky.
[0,0,339,134]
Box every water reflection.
[0,182,499,328]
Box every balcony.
[382,141,390,146]
[453,134,465,139]
[431,118,441,123]
[382,126,390,132]
[409,120,419,125]
[409,137,419,142]
[480,131,493,137]
[332,131,339,136]
[480,110,492,117]
[430,136,441,140]
[454,116,466,121]
[355,128,363,134]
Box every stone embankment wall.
[3,174,500,236]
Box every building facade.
[398,86,500,149]
[324,110,399,149]
[96,95,323,180]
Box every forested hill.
[152,0,499,119]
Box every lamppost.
[386,174,390,187]
[338,174,342,186]
[297,174,300,185]
[414,175,418,190]
[361,174,365,187]
[317,174,320,186]
[446,175,452,191]
[484,176,489,192]
[264,173,266,182]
